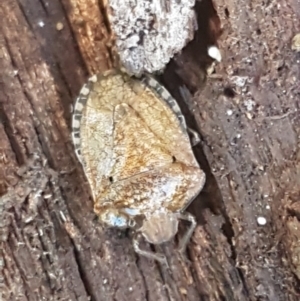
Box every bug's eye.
[109,176,114,183]
[172,156,176,163]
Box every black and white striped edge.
[141,75,187,132]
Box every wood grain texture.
[0,0,299,300]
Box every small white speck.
[34,191,42,199]
[257,216,267,225]
[246,112,253,119]
[208,46,222,62]
[236,133,241,139]
[25,217,34,223]
[227,109,233,116]
[129,287,133,292]
[266,205,270,210]
[56,22,64,31]
[231,76,248,87]
[59,211,67,222]
[44,193,52,199]
[244,99,255,111]
[103,278,108,284]
[38,21,45,27]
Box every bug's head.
[139,211,179,245]
[98,207,135,229]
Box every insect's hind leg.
[133,235,169,267]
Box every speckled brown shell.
[72,70,205,228]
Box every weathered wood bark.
[0,0,299,300]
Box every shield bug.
[72,70,205,264]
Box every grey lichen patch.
[106,0,197,75]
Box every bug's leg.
[177,212,197,256]
[133,236,169,267]
[179,85,195,111]
[187,128,201,146]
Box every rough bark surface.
[0,0,299,301]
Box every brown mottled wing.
[111,102,174,181]
[96,162,205,216]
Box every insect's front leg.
[177,212,197,256]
